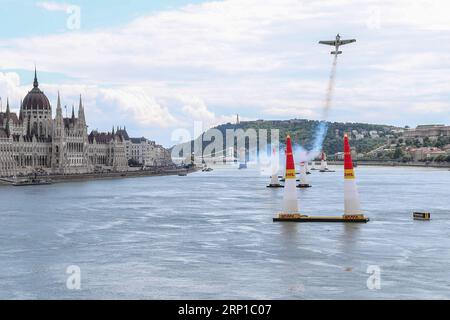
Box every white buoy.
[267,146,283,188]
[343,134,362,216]
[320,152,328,171]
[305,161,311,174]
[297,162,311,188]
[270,174,279,185]
[282,135,299,213]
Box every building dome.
[22,69,51,111]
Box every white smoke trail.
[323,54,339,119]
[305,54,339,160]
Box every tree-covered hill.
[174,118,400,158]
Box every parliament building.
[0,70,172,177]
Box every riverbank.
[328,160,450,169]
[0,166,199,186]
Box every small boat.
[13,177,53,186]
[178,172,187,176]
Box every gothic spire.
[78,94,86,124]
[57,91,61,109]
[78,94,83,110]
[6,97,10,116]
[71,104,75,119]
[19,99,23,121]
[33,65,39,88]
[5,98,10,137]
[55,91,63,120]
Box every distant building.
[442,144,450,154]
[406,147,446,161]
[403,125,450,140]
[334,148,357,160]
[335,129,340,137]
[334,152,345,160]
[119,132,172,167]
[351,129,364,140]
[390,128,405,134]
[87,130,128,172]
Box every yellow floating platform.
[413,212,430,221]
[273,213,369,223]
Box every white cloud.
[263,104,318,119]
[411,102,449,114]
[1,0,450,143]
[97,87,179,128]
[171,95,237,131]
[180,96,215,122]
[36,1,72,12]
[0,72,27,111]
[380,0,450,31]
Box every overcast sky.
[1,0,449,146]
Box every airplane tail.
[331,51,342,55]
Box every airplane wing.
[340,39,356,45]
[319,40,336,46]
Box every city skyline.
[0,0,450,147]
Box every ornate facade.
[0,70,170,177]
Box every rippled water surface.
[1,166,449,299]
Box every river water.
[0,166,449,299]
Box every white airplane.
[319,34,356,55]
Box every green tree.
[402,154,412,163]
[414,139,421,147]
[393,147,403,159]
